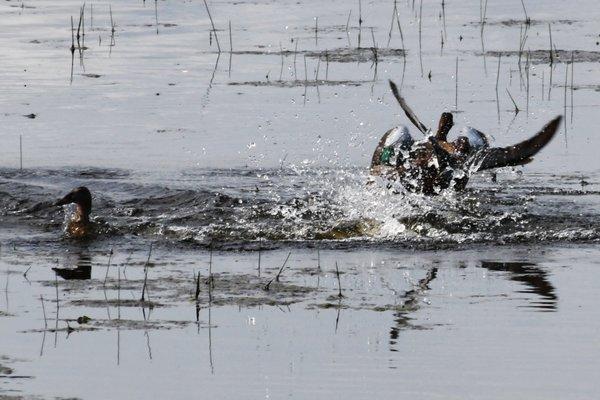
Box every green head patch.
[380,146,395,164]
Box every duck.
[371,80,562,195]
[54,186,93,238]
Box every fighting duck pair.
[370,80,562,195]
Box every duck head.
[435,112,454,141]
[55,186,92,222]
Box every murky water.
[1,0,599,398]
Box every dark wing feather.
[471,116,562,171]
[389,80,429,135]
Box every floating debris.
[485,49,600,64]
[305,47,405,63]
[228,79,366,88]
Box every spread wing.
[389,80,429,135]
[470,116,562,171]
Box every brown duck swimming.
[371,80,562,195]
[55,186,93,238]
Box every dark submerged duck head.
[55,186,93,237]
[371,80,562,195]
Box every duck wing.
[470,116,562,171]
[389,80,429,135]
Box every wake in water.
[0,167,598,249]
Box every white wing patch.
[461,126,489,149]
[384,125,411,147]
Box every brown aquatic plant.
[19,134,23,170]
[140,243,153,302]
[203,0,221,53]
[454,56,458,109]
[506,88,520,114]
[264,252,291,291]
[195,271,201,301]
[335,262,343,298]
[103,248,114,286]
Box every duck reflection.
[388,259,557,350]
[480,261,557,311]
[389,267,437,350]
[52,252,92,280]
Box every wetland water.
[1,0,599,398]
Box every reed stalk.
[335,262,343,298]
[203,0,221,53]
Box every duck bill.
[54,194,72,207]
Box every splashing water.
[0,166,599,250]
